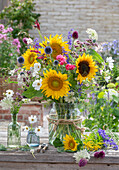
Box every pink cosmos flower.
[0,24,4,31]
[56,55,67,65]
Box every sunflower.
[40,69,70,100]
[22,47,38,70]
[76,53,98,83]
[39,34,70,59]
[63,134,78,151]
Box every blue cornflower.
[17,56,24,64]
[44,46,52,54]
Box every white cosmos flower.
[35,126,42,136]
[64,92,76,103]
[28,115,37,124]
[26,38,33,45]
[32,79,42,90]
[73,149,90,163]
[24,126,29,132]
[32,71,39,78]
[6,90,14,97]
[86,28,98,40]
[34,63,41,72]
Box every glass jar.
[27,130,40,147]
[7,114,21,148]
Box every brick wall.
[0,102,44,126]
[29,0,119,43]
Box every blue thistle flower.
[44,46,52,54]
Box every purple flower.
[0,24,4,31]
[94,152,100,158]
[78,158,87,167]
[23,37,27,44]
[94,151,105,159]
[98,151,105,158]
[72,31,78,39]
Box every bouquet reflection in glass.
[23,115,43,147]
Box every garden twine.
[47,115,85,133]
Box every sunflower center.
[68,140,75,149]
[28,54,35,64]
[78,61,90,77]
[48,77,63,91]
[51,43,62,59]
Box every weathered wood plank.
[0,162,119,170]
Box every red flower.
[34,20,40,30]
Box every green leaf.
[53,138,64,148]
[57,147,65,153]
[0,144,7,151]
[87,49,104,63]
[113,95,119,103]
[22,85,43,98]
[113,108,119,118]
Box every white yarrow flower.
[6,90,14,97]
[28,115,37,124]
[64,92,76,103]
[0,97,13,110]
[34,63,41,72]
[104,89,118,100]
[73,149,90,163]
[86,28,98,40]
[106,57,114,70]
[32,79,42,90]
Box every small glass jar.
[7,114,21,148]
[27,130,40,147]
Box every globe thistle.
[17,56,24,64]
[54,60,59,65]
[44,46,52,54]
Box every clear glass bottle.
[7,114,21,148]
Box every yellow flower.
[40,69,70,100]
[39,34,70,59]
[63,134,78,151]
[76,53,98,84]
[22,47,38,70]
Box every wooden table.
[0,131,119,170]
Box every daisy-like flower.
[26,38,33,45]
[64,91,76,103]
[76,53,98,84]
[35,126,42,136]
[40,69,70,100]
[24,126,29,132]
[22,47,38,70]
[32,79,42,90]
[86,28,98,41]
[39,34,70,59]
[63,134,78,151]
[34,63,41,72]
[73,149,90,163]
[28,115,37,124]
[6,90,14,97]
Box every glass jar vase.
[47,102,83,145]
[27,130,40,147]
[7,114,21,148]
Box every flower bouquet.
[13,21,104,144]
[0,89,29,147]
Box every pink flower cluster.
[65,63,75,70]
[56,55,67,65]
[12,38,21,53]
